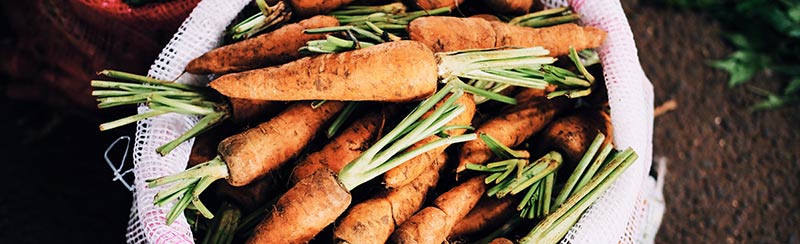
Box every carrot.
[146,101,344,224]
[333,153,447,244]
[483,0,532,15]
[447,196,515,240]
[384,93,476,188]
[221,101,345,186]
[289,110,384,184]
[209,40,438,102]
[246,168,352,244]
[390,176,487,244]
[457,94,568,172]
[186,15,339,75]
[408,0,465,10]
[243,87,476,243]
[535,108,613,163]
[408,16,606,56]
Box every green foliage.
[660,0,800,109]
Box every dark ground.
[1,1,799,243]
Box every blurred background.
[0,0,797,243]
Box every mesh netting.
[126,0,660,243]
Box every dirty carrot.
[447,196,515,240]
[186,15,340,75]
[408,16,607,56]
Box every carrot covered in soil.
[408,0,465,10]
[333,153,448,244]
[245,86,477,244]
[408,16,606,56]
[535,108,613,163]
[447,196,515,240]
[186,15,339,75]
[457,93,569,172]
[146,101,344,224]
[289,110,384,184]
[384,93,476,188]
[209,40,438,102]
[390,176,488,244]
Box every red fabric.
[1,0,200,110]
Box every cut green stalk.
[542,173,555,215]
[93,70,230,155]
[201,202,241,244]
[575,143,614,192]
[480,133,530,159]
[326,102,359,138]
[517,180,541,211]
[191,197,214,219]
[227,1,291,40]
[520,149,638,244]
[552,133,605,209]
[517,14,580,28]
[337,86,475,191]
[330,2,406,16]
[508,7,571,25]
[147,157,229,224]
[568,47,595,83]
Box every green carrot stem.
[543,173,555,215]
[351,133,476,190]
[518,180,541,211]
[99,70,200,91]
[552,133,606,209]
[192,197,215,219]
[330,2,406,15]
[202,202,241,244]
[508,153,562,195]
[149,94,216,115]
[326,102,359,138]
[397,7,451,22]
[518,14,580,28]
[568,47,595,83]
[575,144,614,193]
[452,79,517,104]
[155,187,192,207]
[465,163,507,172]
[91,80,179,92]
[364,21,401,41]
[156,112,229,156]
[508,7,570,25]
[487,176,515,197]
[167,189,195,225]
[520,149,637,243]
[99,110,169,131]
[480,133,530,159]
[147,157,229,187]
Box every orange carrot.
[333,153,447,243]
[289,111,384,184]
[536,108,613,163]
[209,40,438,102]
[222,101,345,186]
[457,94,569,172]
[384,93,476,188]
[483,0,533,15]
[246,168,352,244]
[390,176,487,244]
[409,0,465,10]
[286,0,355,18]
[408,16,606,56]
[186,15,340,75]
[448,196,515,240]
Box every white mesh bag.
[125,0,660,243]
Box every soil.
[1,0,799,243]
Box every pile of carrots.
[91,1,642,243]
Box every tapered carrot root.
[447,197,515,239]
[409,16,606,56]
[457,95,568,172]
[384,94,476,188]
[221,101,345,186]
[484,0,533,15]
[390,176,487,244]
[536,109,613,163]
[186,15,339,75]
[290,111,384,184]
[210,41,438,102]
[333,153,447,244]
[246,168,351,244]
